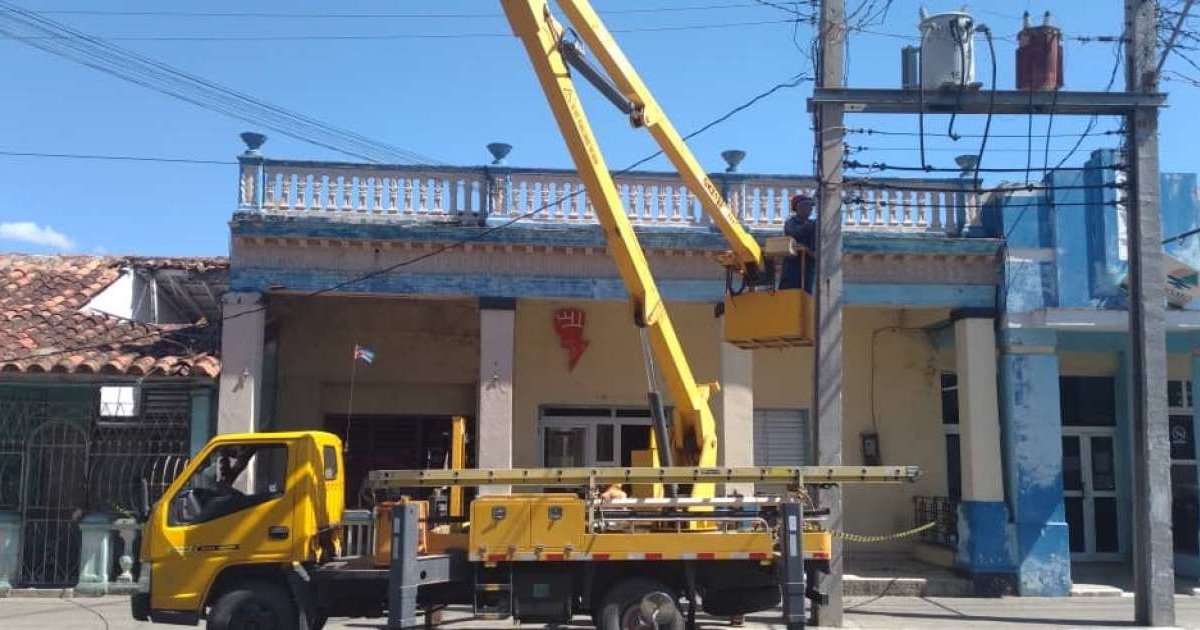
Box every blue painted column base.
[955,500,1017,595]
[1013,521,1072,596]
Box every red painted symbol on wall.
[553,307,589,371]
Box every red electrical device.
[1017,11,1064,91]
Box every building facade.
[0,255,224,591]
[216,138,1200,596]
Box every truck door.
[148,441,296,613]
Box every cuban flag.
[353,345,375,365]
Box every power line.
[5,3,780,19]
[3,72,811,364]
[842,126,1124,140]
[844,159,1123,174]
[0,18,800,41]
[0,1,445,166]
[0,149,236,165]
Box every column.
[999,330,1071,596]
[715,335,753,497]
[952,315,1014,593]
[190,387,213,456]
[75,513,115,595]
[478,298,515,495]
[217,292,265,435]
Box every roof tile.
[0,254,224,378]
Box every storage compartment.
[514,570,573,622]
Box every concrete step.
[844,574,973,597]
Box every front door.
[148,441,295,612]
[1062,430,1121,560]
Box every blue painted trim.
[999,328,1058,350]
[233,268,727,302]
[229,213,1002,257]
[235,267,997,307]
[1115,352,1134,559]
[1002,330,1200,353]
[998,351,1072,596]
[956,500,1015,573]
[844,283,995,308]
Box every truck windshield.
[169,443,289,525]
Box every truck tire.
[598,578,684,630]
[208,579,299,630]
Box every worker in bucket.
[780,193,817,293]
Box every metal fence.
[0,386,193,587]
[913,495,958,547]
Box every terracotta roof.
[0,254,225,378]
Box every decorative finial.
[1023,11,1031,29]
[486,142,513,165]
[239,132,267,155]
[720,149,746,173]
[954,154,978,175]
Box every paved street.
[7,596,1200,629]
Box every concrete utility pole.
[1125,0,1175,626]
[813,0,846,626]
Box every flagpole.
[346,347,358,454]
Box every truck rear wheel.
[598,578,685,630]
[208,579,299,630]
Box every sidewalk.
[6,596,1200,629]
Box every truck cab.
[133,431,344,627]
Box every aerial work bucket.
[918,8,977,90]
[722,237,815,349]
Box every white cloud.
[0,221,75,251]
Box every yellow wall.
[514,299,952,550]
[838,308,951,551]
[270,295,479,430]
[511,299,721,466]
[269,294,955,552]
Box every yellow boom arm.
[502,0,738,495]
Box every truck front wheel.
[208,579,299,630]
[598,578,685,630]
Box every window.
[940,372,962,501]
[940,373,959,425]
[1170,380,1194,410]
[323,445,338,481]
[99,385,139,418]
[753,409,811,467]
[1059,376,1116,426]
[170,443,288,525]
[539,408,652,468]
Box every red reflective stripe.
[697,552,716,560]
[487,553,507,562]
[645,552,663,560]
[810,551,830,559]
[592,553,610,561]
[748,552,768,560]
[544,553,564,561]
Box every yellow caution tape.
[832,521,939,543]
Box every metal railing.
[342,509,375,558]
[239,158,978,235]
[913,495,958,547]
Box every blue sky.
[0,1,1193,256]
